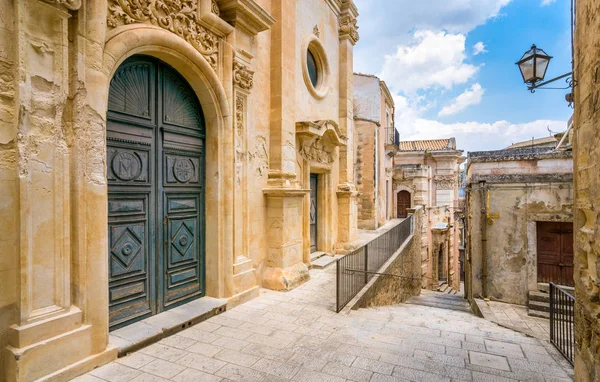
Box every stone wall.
[352,208,423,309]
[355,119,377,229]
[573,0,600,379]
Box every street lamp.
[515,44,573,94]
[516,44,552,85]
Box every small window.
[307,49,319,88]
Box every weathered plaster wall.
[353,74,380,123]
[352,208,423,309]
[0,0,17,373]
[573,0,600,378]
[467,181,573,305]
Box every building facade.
[353,73,396,230]
[573,0,600,378]
[465,147,574,307]
[392,138,464,291]
[0,0,361,380]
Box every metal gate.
[107,55,206,329]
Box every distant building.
[353,73,398,229]
[393,138,464,291]
[465,144,573,317]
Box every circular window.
[302,37,330,99]
[307,49,319,88]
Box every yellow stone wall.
[573,0,600,378]
[0,0,360,380]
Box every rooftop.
[505,136,558,150]
[399,138,457,152]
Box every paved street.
[78,267,574,382]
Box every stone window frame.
[302,36,331,99]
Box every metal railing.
[384,127,400,147]
[549,283,575,365]
[335,215,413,312]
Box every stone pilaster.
[336,0,359,247]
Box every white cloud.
[473,42,487,55]
[353,0,512,74]
[438,83,485,117]
[541,0,555,6]
[380,31,479,94]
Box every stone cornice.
[217,0,275,36]
[296,120,347,146]
[43,0,81,10]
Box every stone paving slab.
[80,267,573,382]
[475,298,551,341]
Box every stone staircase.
[406,289,473,313]
[436,281,460,295]
[528,290,550,319]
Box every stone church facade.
[0,0,360,380]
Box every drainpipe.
[479,181,488,298]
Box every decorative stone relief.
[313,25,320,38]
[339,15,359,44]
[211,0,220,16]
[434,175,456,190]
[234,96,244,188]
[107,0,219,70]
[249,135,269,177]
[233,61,254,90]
[42,0,82,10]
[299,137,333,164]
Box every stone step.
[310,251,327,262]
[528,300,572,315]
[311,254,342,269]
[528,309,550,319]
[529,291,550,303]
[405,298,472,313]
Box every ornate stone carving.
[235,95,244,135]
[107,0,219,70]
[339,15,359,44]
[435,175,456,190]
[42,0,82,10]
[211,0,220,15]
[299,137,333,164]
[233,61,254,90]
[313,25,320,38]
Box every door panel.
[397,191,411,218]
[310,174,318,253]
[107,55,205,329]
[537,222,574,286]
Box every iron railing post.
[364,245,369,285]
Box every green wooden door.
[107,55,205,330]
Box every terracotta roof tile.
[399,138,453,152]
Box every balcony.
[385,126,400,153]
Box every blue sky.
[353,0,573,153]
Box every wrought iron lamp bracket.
[527,71,575,93]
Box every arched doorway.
[106,55,206,329]
[397,190,411,218]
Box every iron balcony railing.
[336,215,413,312]
[549,283,575,365]
[384,126,400,151]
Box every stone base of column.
[3,308,116,382]
[336,183,359,249]
[261,186,311,291]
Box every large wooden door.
[537,222,574,286]
[107,56,205,330]
[397,190,411,218]
[310,174,318,253]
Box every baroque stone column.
[336,0,360,248]
[2,1,116,381]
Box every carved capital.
[43,0,82,10]
[233,61,254,90]
[107,0,219,71]
[338,14,359,44]
[211,0,220,15]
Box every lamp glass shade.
[516,45,552,85]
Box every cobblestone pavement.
[476,299,551,341]
[78,267,574,382]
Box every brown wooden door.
[397,191,411,218]
[310,174,318,253]
[537,222,574,286]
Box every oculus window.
[307,49,319,88]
